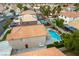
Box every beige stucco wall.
[8,36,46,49]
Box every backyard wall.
[8,36,46,49]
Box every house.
[0,4,4,13]
[10,14,38,27]
[0,41,12,56]
[63,4,76,11]
[14,47,65,56]
[66,5,76,11]
[6,25,47,49]
[21,10,36,15]
[68,20,79,30]
[59,11,79,24]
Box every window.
[25,44,28,48]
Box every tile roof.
[68,20,79,30]
[60,12,79,18]
[0,4,4,12]
[21,14,37,22]
[21,10,36,15]
[66,4,76,8]
[6,25,47,41]
[15,47,65,56]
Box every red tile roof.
[21,10,36,15]
[6,25,47,41]
[15,47,65,56]
[60,12,79,18]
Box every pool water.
[48,30,61,42]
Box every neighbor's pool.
[48,29,61,42]
[40,20,48,24]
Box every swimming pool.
[40,20,48,24]
[48,29,61,42]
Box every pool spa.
[48,29,62,42]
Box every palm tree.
[56,5,62,15]
[51,5,62,17]
[40,5,51,17]
[51,7,57,17]
[17,4,23,12]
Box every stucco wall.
[59,15,77,24]
[8,36,46,49]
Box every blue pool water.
[48,30,61,42]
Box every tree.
[74,3,79,7]
[17,4,23,10]
[56,5,62,14]
[6,7,9,10]
[74,7,79,12]
[51,5,62,17]
[51,7,57,15]
[72,30,79,51]
[62,30,79,52]
[10,9,16,16]
[55,18,64,28]
[62,33,73,50]
[23,6,28,11]
[3,20,12,30]
[40,5,51,17]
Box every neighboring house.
[6,25,47,49]
[21,10,36,15]
[59,11,79,24]
[0,4,5,13]
[0,41,12,56]
[10,14,38,27]
[68,20,79,30]
[14,47,65,56]
[64,4,76,11]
